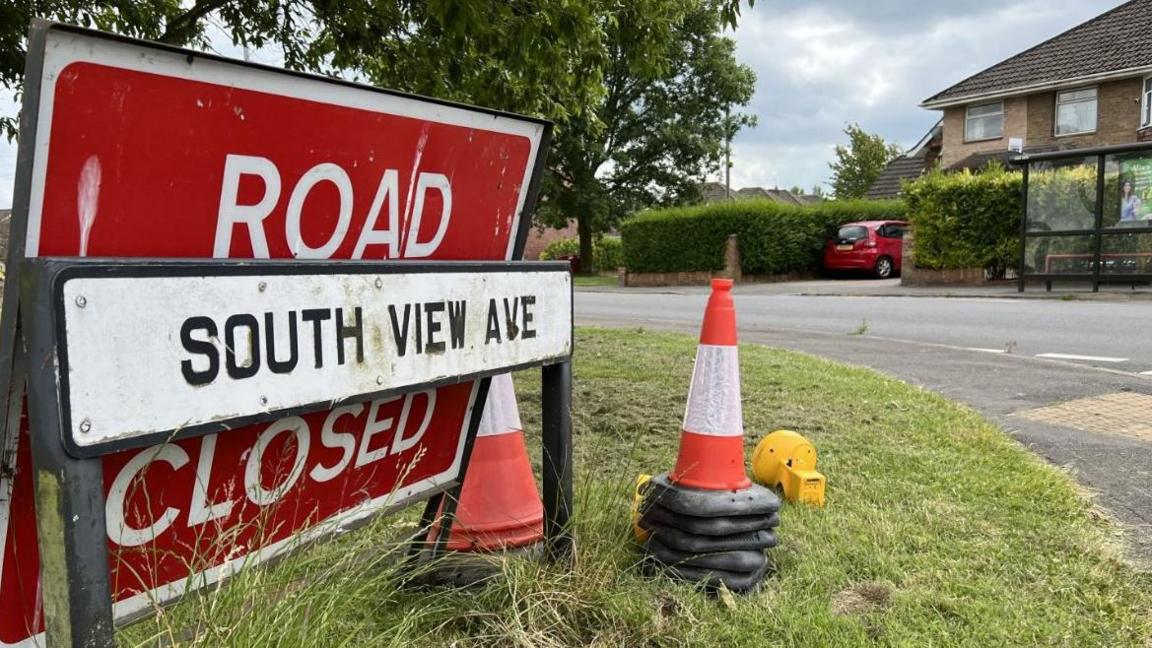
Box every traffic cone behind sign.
[440,373,544,552]
[670,279,750,490]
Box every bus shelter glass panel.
[1103,152,1152,228]
[1026,157,1098,233]
[1023,235,1096,275]
[1101,232,1152,275]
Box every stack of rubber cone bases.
[440,372,544,552]
[638,279,780,593]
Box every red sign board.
[0,24,548,645]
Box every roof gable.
[923,0,1152,106]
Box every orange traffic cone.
[669,278,751,491]
[440,373,544,551]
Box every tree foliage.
[2,1,755,273]
[828,123,901,200]
[621,198,906,274]
[1,1,622,138]
[1,0,327,139]
[536,0,757,271]
[902,166,1020,276]
[311,1,610,128]
[539,235,623,271]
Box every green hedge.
[903,167,1021,275]
[620,199,907,275]
[540,236,623,271]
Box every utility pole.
[724,106,731,200]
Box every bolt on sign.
[21,259,573,647]
[0,21,557,646]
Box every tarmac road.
[577,284,1152,375]
[576,285,1152,564]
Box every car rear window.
[837,226,868,242]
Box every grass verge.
[121,327,1152,647]
[572,273,619,287]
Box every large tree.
[2,1,754,273]
[536,0,756,272]
[0,1,619,139]
[1,0,319,138]
[828,123,902,200]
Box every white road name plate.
[59,267,572,448]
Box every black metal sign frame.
[20,258,573,647]
[0,20,558,648]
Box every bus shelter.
[1015,142,1152,292]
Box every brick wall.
[521,220,578,260]
[939,96,1028,168]
[938,77,1146,168]
[1026,78,1143,150]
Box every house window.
[1055,87,1097,135]
[1143,76,1152,128]
[965,101,1003,141]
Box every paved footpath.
[578,304,1152,566]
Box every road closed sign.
[0,22,551,646]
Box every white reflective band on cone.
[477,373,523,437]
[681,344,744,436]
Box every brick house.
[921,0,1152,169]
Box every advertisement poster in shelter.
[1115,154,1152,226]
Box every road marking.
[1035,353,1129,363]
[1141,370,1152,376]
[967,347,1007,354]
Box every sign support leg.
[22,288,114,648]
[429,483,464,557]
[403,377,492,566]
[541,361,573,563]
[406,493,445,561]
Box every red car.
[823,220,908,278]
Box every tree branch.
[159,0,232,44]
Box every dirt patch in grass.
[831,581,894,617]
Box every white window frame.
[964,100,1004,142]
[1054,86,1098,136]
[1142,75,1152,128]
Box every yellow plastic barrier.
[631,474,652,542]
[751,430,826,507]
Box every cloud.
[0,1,1130,207]
[725,0,1123,193]
[0,88,16,209]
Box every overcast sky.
[727,0,1124,192]
[0,0,1128,207]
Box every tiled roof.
[923,0,1152,105]
[764,189,805,205]
[700,182,731,203]
[735,187,771,200]
[864,157,930,200]
[944,150,1018,172]
[865,121,942,199]
[699,184,822,205]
